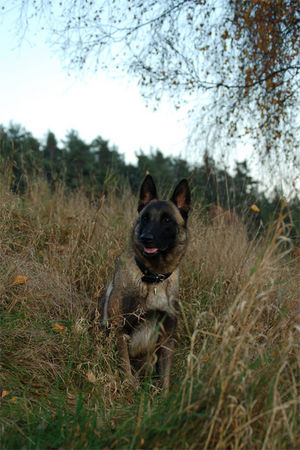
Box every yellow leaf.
[12,274,30,286]
[9,397,18,403]
[1,390,10,398]
[250,204,260,213]
[53,322,67,333]
[87,370,97,383]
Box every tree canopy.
[2,0,299,164]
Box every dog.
[99,174,190,393]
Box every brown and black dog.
[99,174,190,393]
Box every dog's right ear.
[138,174,158,212]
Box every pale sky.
[0,9,189,165]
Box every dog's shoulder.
[115,250,145,286]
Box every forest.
[1,123,299,241]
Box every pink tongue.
[144,247,158,254]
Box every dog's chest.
[145,283,172,313]
[145,285,171,312]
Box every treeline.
[0,123,299,239]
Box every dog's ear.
[138,174,158,212]
[170,179,191,221]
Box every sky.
[0,7,190,165]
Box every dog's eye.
[162,215,171,224]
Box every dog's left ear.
[170,179,191,221]
[138,174,158,212]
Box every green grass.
[0,177,299,449]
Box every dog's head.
[133,175,190,270]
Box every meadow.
[0,177,299,449]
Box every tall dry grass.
[0,176,299,449]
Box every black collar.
[135,257,172,284]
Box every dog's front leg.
[117,332,139,390]
[117,332,131,375]
[106,290,138,389]
[158,338,175,395]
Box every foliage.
[0,123,43,192]
[2,0,299,162]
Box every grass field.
[0,177,299,449]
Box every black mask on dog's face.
[138,201,178,258]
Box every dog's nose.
[140,231,154,243]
